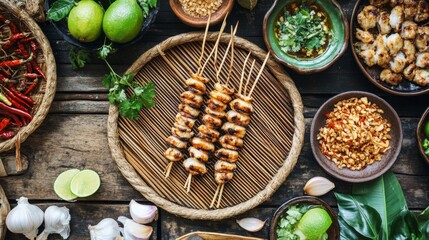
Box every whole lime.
[67,0,104,42]
[102,0,144,43]
[296,208,332,240]
[425,121,429,139]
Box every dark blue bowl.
[45,0,159,50]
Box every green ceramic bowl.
[263,0,349,74]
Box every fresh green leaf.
[148,0,157,8]
[119,73,134,86]
[338,216,371,240]
[335,192,383,239]
[390,210,421,240]
[47,0,76,21]
[98,44,116,60]
[420,220,429,239]
[102,72,115,89]
[418,206,429,223]
[352,171,407,239]
[69,47,91,70]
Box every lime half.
[70,169,101,198]
[54,169,81,201]
[297,208,332,240]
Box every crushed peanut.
[317,97,392,171]
[179,0,223,18]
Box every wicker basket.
[0,184,9,240]
[108,32,305,220]
[0,0,56,153]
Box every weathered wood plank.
[5,203,158,240]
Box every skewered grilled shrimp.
[164,148,183,162]
[202,114,223,128]
[401,21,418,39]
[179,104,200,118]
[403,63,416,80]
[230,96,254,115]
[214,171,234,185]
[358,5,379,30]
[219,135,244,150]
[416,26,429,52]
[416,52,429,68]
[180,91,204,108]
[166,135,188,149]
[188,147,209,163]
[222,122,247,138]
[183,158,207,175]
[225,110,251,127]
[404,0,418,20]
[378,11,391,34]
[390,52,407,73]
[210,89,232,104]
[206,99,227,112]
[186,77,207,95]
[403,40,416,64]
[415,0,429,22]
[215,148,239,163]
[386,33,403,56]
[374,35,390,67]
[380,68,403,85]
[390,5,404,32]
[175,113,196,129]
[356,28,375,43]
[205,107,226,118]
[413,69,429,86]
[369,0,389,7]
[214,161,237,172]
[191,137,215,152]
[196,125,220,142]
[172,127,194,140]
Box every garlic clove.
[89,218,121,240]
[303,176,335,196]
[129,200,158,224]
[36,206,71,240]
[236,218,266,232]
[118,216,153,240]
[6,197,44,240]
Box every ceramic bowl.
[350,0,429,96]
[269,196,340,240]
[417,107,429,165]
[169,0,234,28]
[310,91,403,183]
[263,0,348,74]
[45,0,159,50]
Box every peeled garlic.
[304,176,335,196]
[89,218,121,240]
[36,206,71,240]
[236,218,266,232]
[129,200,158,224]
[118,216,153,240]
[6,197,44,239]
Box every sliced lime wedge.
[70,169,101,198]
[54,169,81,201]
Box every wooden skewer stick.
[197,13,211,72]
[238,52,252,95]
[213,13,229,78]
[225,25,235,87]
[216,183,225,208]
[216,23,239,84]
[247,52,270,98]
[210,184,221,208]
[184,173,192,193]
[243,59,256,96]
[164,162,174,178]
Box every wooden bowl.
[45,0,159,50]
[263,0,348,74]
[417,107,429,165]
[269,196,340,240]
[350,0,429,96]
[310,91,403,183]
[169,0,234,27]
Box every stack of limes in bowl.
[67,0,144,43]
[54,169,101,201]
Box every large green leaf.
[338,216,371,240]
[418,205,429,223]
[390,210,421,240]
[335,192,383,239]
[352,171,407,239]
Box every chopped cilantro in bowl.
[275,2,332,58]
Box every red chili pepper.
[8,84,34,105]
[6,20,18,34]
[0,54,32,68]
[22,73,40,79]
[0,110,22,127]
[0,130,15,139]
[2,33,30,50]
[19,37,35,43]
[0,101,32,120]
[24,79,38,95]
[0,92,11,106]
[0,118,9,132]
[31,61,45,80]
[3,88,30,111]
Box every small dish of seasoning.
[263,0,348,74]
[169,0,235,27]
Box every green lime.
[67,0,104,42]
[424,121,429,139]
[70,169,101,198]
[297,208,332,240]
[54,169,81,201]
[237,0,258,10]
[102,0,144,43]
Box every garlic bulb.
[236,218,266,232]
[118,216,153,240]
[6,197,44,240]
[304,176,335,196]
[89,218,121,240]
[129,200,158,224]
[36,206,71,240]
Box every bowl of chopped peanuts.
[169,0,235,27]
[310,91,403,183]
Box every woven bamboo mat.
[108,32,304,220]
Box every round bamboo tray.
[108,32,305,220]
[0,184,9,240]
[0,1,56,152]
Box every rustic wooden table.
[2,0,429,239]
